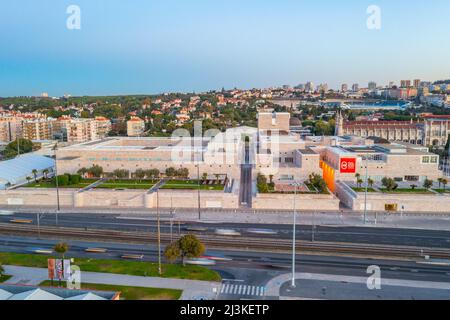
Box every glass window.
[422,156,430,164]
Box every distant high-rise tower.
[335,109,344,136]
[368,82,377,90]
[352,83,359,92]
[413,79,421,88]
[401,80,412,88]
[305,82,314,93]
[341,84,348,92]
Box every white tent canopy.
[0,154,55,188]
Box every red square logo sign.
[340,158,356,173]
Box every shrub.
[69,174,81,185]
[57,175,69,186]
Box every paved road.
[2,212,450,248]
[2,235,450,300]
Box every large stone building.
[335,110,450,147]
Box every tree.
[178,235,205,265]
[381,177,398,191]
[176,168,189,179]
[410,184,417,190]
[2,138,35,159]
[77,167,88,177]
[367,178,374,188]
[165,167,176,178]
[214,174,220,183]
[43,169,49,180]
[134,169,146,182]
[357,179,363,188]
[145,169,160,180]
[54,242,69,259]
[32,169,38,183]
[87,165,103,178]
[26,176,32,184]
[164,242,181,264]
[164,235,205,266]
[202,172,208,181]
[438,178,443,189]
[112,169,129,179]
[423,179,433,190]
[0,264,4,277]
[442,178,448,192]
[269,175,274,184]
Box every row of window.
[422,156,439,164]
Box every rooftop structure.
[0,284,119,300]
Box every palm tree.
[438,178,443,189]
[54,242,69,260]
[43,169,49,180]
[214,174,220,184]
[367,178,374,188]
[32,169,38,182]
[357,179,363,188]
[26,176,32,184]
[442,178,448,192]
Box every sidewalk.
[3,265,221,300]
[265,272,450,298]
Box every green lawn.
[0,252,221,282]
[433,189,450,194]
[25,179,98,189]
[95,179,157,190]
[162,180,224,191]
[380,188,434,194]
[352,187,377,193]
[39,281,182,300]
[0,275,12,283]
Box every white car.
[247,228,278,235]
[215,229,241,236]
[185,258,216,266]
[0,211,14,216]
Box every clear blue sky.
[1,0,449,97]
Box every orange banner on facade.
[48,259,55,280]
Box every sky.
[0,0,449,97]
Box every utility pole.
[197,165,201,221]
[363,153,369,225]
[37,212,41,239]
[156,190,162,276]
[54,142,60,226]
[291,182,299,288]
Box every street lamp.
[363,153,370,225]
[156,189,162,276]
[291,182,301,288]
[197,165,201,221]
[54,142,60,226]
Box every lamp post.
[156,190,162,276]
[291,182,300,288]
[197,165,201,221]
[54,142,60,226]
[363,153,369,225]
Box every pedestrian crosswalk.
[220,283,266,297]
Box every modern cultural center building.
[56,112,441,190]
[0,112,445,212]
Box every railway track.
[1,223,450,260]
